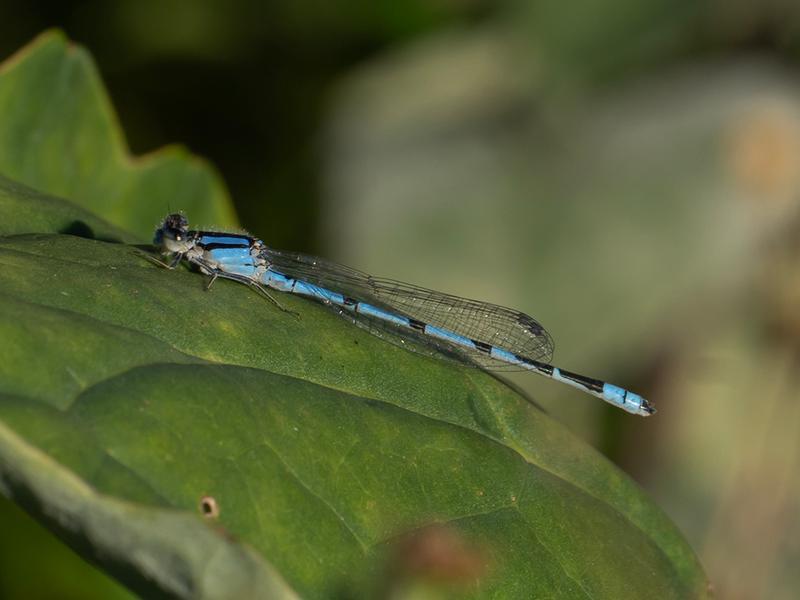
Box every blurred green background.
[1,0,799,598]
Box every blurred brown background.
[1,1,799,598]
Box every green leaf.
[0,29,237,240]
[0,422,298,600]
[0,172,136,242]
[0,197,708,598]
[0,493,135,600]
[0,31,709,598]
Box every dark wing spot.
[518,314,545,336]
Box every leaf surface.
[0,30,236,240]
[0,211,708,598]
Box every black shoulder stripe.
[202,242,253,251]
[197,231,252,240]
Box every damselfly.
[152,214,655,416]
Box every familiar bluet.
[152,214,655,416]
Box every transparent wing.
[264,248,555,370]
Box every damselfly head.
[154,213,191,252]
